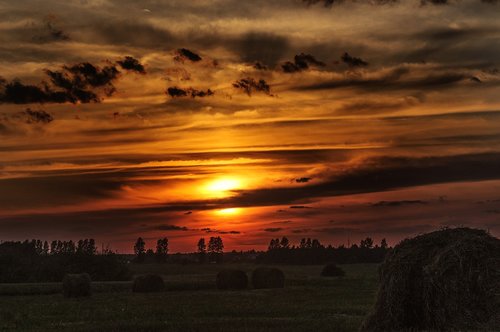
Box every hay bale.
[62,273,91,298]
[321,263,345,277]
[216,269,248,290]
[132,274,165,293]
[251,267,285,289]
[361,228,500,332]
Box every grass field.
[0,264,379,332]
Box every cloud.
[174,48,202,62]
[22,109,54,124]
[297,66,474,92]
[372,200,428,207]
[295,177,312,183]
[225,152,500,208]
[282,53,325,73]
[32,15,70,43]
[117,56,146,74]
[263,228,283,232]
[232,78,272,96]
[232,32,291,67]
[340,52,368,67]
[201,228,241,234]
[0,60,132,104]
[302,0,337,7]
[166,87,214,98]
[253,62,268,70]
[155,224,189,231]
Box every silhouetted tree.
[312,239,323,249]
[76,239,96,255]
[381,238,388,249]
[197,238,206,263]
[280,237,290,249]
[155,237,169,263]
[268,238,280,250]
[360,237,374,249]
[208,236,224,263]
[42,241,49,255]
[134,237,146,263]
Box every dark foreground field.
[0,264,378,332]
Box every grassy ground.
[0,264,379,332]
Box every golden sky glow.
[1,0,500,252]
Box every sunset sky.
[1,0,500,252]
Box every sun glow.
[202,177,243,198]
[215,208,241,216]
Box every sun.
[215,208,241,216]
[203,177,242,197]
[207,178,240,192]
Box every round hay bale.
[321,263,345,277]
[216,269,248,290]
[132,274,165,293]
[62,273,91,298]
[361,228,500,332]
[251,267,285,289]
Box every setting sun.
[215,208,242,216]
[202,177,244,198]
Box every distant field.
[0,264,379,332]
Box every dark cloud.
[290,205,312,209]
[166,87,214,98]
[226,152,500,208]
[297,66,472,92]
[263,228,283,232]
[253,62,268,70]
[0,60,130,104]
[340,52,368,67]
[303,0,337,6]
[86,18,176,49]
[174,48,202,62]
[372,200,428,207]
[22,109,54,124]
[304,0,494,6]
[291,229,311,234]
[232,78,272,96]
[33,15,70,43]
[117,56,146,74]
[420,0,449,5]
[282,53,325,73]
[295,177,312,183]
[232,32,291,67]
[155,224,189,231]
[336,97,422,115]
[201,228,241,235]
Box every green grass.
[0,264,379,332]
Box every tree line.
[0,239,128,283]
[257,236,390,264]
[0,235,391,282]
[133,236,224,263]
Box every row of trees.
[24,239,99,256]
[259,237,390,264]
[133,236,225,263]
[0,239,129,283]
